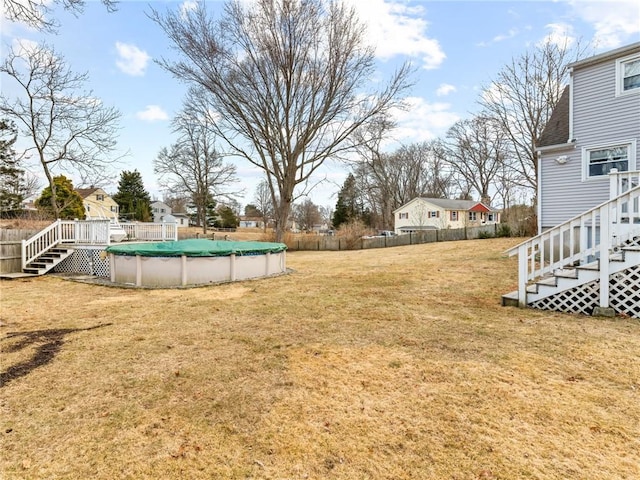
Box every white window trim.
[615,52,640,97]
[581,140,636,181]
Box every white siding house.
[151,201,171,223]
[504,42,640,317]
[393,198,500,234]
[537,42,640,231]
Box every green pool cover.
[106,239,287,257]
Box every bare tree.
[151,0,412,241]
[154,89,239,234]
[443,116,509,206]
[479,40,587,196]
[3,0,117,33]
[353,140,453,228]
[0,42,122,218]
[253,180,275,232]
[293,198,322,232]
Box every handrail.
[507,184,640,307]
[21,220,62,269]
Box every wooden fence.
[287,224,502,251]
[0,229,38,274]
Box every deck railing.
[506,183,640,308]
[21,219,111,269]
[21,219,177,270]
[121,222,177,241]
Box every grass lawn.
[1,237,638,479]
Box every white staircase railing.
[506,184,640,308]
[22,220,111,269]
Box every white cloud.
[477,27,521,47]
[436,83,456,97]
[180,0,198,19]
[136,105,169,122]
[346,0,445,70]
[390,96,460,143]
[539,23,576,48]
[115,42,150,76]
[11,38,41,57]
[568,0,640,49]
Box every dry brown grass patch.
[1,238,638,479]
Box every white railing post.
[599,205,610,308]
[21,239,26,270]
[609,168,619,199]
[518,244,527,307]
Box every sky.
[2,0,640,211]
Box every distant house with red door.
[393,197,500,234]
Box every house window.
[110,205,118,213]
[583,142,635,178]
[161,208,166,213]
[429,211,439,218]
[96,194,104,201]
[487,213,495,222]
[399,212,409,220]
[450,211,458,221]
[616,53,640,96]
[468,211,477,221]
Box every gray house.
[504,42,640,318]
[537,42,640,231]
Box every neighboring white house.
[393,197,500,234]
[172,213,190,228]
[239,216,264,228]
[76,187,119,220]
[537,41,640,231]
[151,201,171,223]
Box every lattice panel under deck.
[532,280,599,316]
[54,248,110,277]
[531,266,639,318]
[609,265,640,318]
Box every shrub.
[496,224,512,238]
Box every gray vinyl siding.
[540,50,640,230]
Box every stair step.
[553,269,578,279]
[536,276,557,287]
[577,262,599,271]
[501,291,519,307]
[22,245,75,276]
[23,268,45,274]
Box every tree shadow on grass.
[0,323,112,388]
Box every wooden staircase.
[502,243,640,313]
[23,245,75,275]
[503,179,640,318]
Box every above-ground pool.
[105,239,287,287]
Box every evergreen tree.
[35,175,85,219]
[0,119,26,217]
[113,170,152,221]
[333,173,364,229]
[217,205,239,229]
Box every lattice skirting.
[54,247,110,278]
[531,265,640,318]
